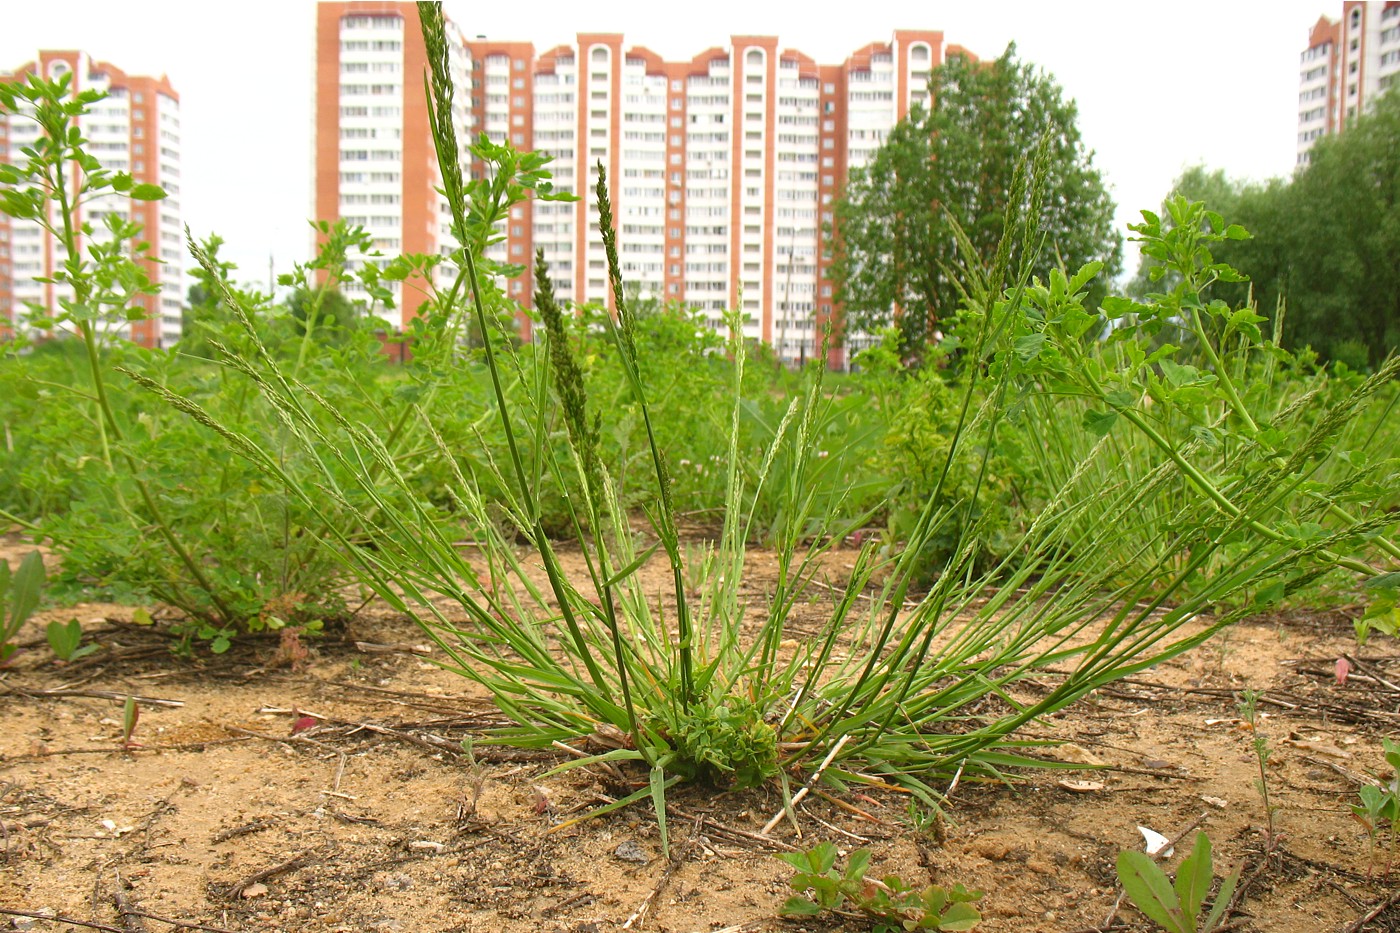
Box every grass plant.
[123,2,1399,852]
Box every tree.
[286,285,363,340]
[1284,91,1400,369]
[831,44,1121,350]
[1129,92,1400,370]
[1125,166,1291,319]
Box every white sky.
[1,1,1331,292]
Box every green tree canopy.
[287,285,363,340]
[1130,91,1400,370]
[830,44,1121,351]
[1285,91,1400,369]
[1125,166,1290,315]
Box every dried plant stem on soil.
[761,733,850,834]
[0,685,184,707]
[622,834,696,929]
[110,871,147,933]
[0,908,129,933]
[217,846,330,899]
[1343,888,1400,933]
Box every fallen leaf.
[1201,796,1228,809]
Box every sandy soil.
[2,534,1399,933]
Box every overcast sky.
[2,1,1332,291]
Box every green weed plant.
[3,4,1394,858]
[122,2,1400,855]
[1117,832,1239,933]
[779,841,982,931]
[0,550,44,664]
[1237,690,1279,849]
[45,617,98,661]
[1351,738,1400,877]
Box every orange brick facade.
[314,3,958,366]
[1,52,181,348]
[1297,2,1400,165]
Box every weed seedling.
[1237,690,1279,851]
[1351,784,1393,877]
[778,841,982,931]
[1351,739,1400,877]
[1116,832,1239,933]
[46,618,99,662]
[0,551,44,665]
[120,695,141,750]
[907,799,947,844]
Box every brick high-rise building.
[0,51,182,348]
[314,3,472,327]
[315,2,972,366]
[1297,1,1400,166]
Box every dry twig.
[0,907,126,933]
[1343,888,1400,933]
[111,872,147,933]
[218,847,327,898]
[761,734,849,835]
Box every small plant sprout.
[907,798,946,843]
[0,551,45,665]
[1351,784,1392,877]
[46,618,99,662]
[778,841,982,932]
[1351,739,1400,877]
[1237,690,1279,850]
[1116,832,1239,933]
[120,695,140,750]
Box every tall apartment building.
[0,51,182,348]
[1297,1,1400,166]
[315,4,472,324]
[315,2,970,367]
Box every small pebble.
[614,839,650,863]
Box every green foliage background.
[1129,92,1400,370]
[832,44,1121,349]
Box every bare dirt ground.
[2,534,1399,933]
